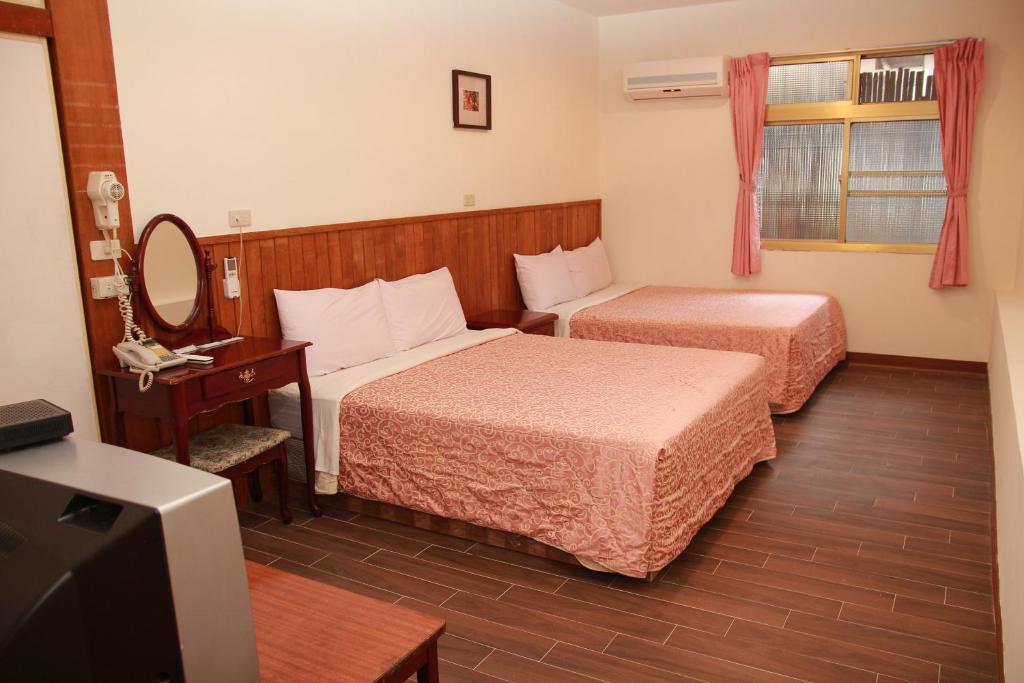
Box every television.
[0,438,258,682]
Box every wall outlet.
[89,239,120,261]
[228,209,252,228]
[90,275,118,299]
[463,193,476,208]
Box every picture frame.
[452,69,491,130]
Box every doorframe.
[2,0,138,443]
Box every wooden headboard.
[197,199,602,339]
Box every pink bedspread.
[337,334,775,577]
[570,287,847,413]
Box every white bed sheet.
[541,282,645,337]
[269,328,517,485]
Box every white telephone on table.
[113,339,188,391]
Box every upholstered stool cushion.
[153,423,291,474]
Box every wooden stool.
[153,423,293,524]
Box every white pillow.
[378,267,467,352]
[564,238,613,298]
[514,245,576,310]
[274,281,395,377]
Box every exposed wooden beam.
[0,1,52,38]
[46,0,137,443]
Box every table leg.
[274,448,293,524]
[170,385,191,466]
[242,398,255,425]
[296,350,322,517]
[249,471,264,502]
[104,376,127,447]
[417,642,439,683]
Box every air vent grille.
[626,71,717,87]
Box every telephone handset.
[112,338,187,391]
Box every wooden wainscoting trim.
[195,200,602,344]
[0,1,52,37]
[846,352,986,375]
[197,199,601,246]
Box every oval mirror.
[137,213,204,331]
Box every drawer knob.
[239,368,257,384]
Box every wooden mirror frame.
[136,213,205,333]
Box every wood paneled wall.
[197,200,602,340]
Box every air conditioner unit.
[623,56,730,100]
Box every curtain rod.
[773,38,960,60]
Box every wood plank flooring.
[240,362,998,682]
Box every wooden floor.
[240,362,998,683]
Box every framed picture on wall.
[452,69,491,130]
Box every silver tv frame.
[0,437,259,682]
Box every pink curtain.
[930,39,985,289]
[729,53,770,277]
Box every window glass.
[758,123,844,241]
[846,120,945,244]
[767,61,850,104]
[858,53,935,103]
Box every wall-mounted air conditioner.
[623,56,730,100]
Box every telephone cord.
[135,368,154,392]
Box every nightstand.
[466,309,559,336]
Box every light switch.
[463,194,476,208]
[228,209,252,228]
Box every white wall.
[988,198,1024,681]
[599,0,1024,361]
[107,0,600,239]
[0,34,98,439]
[988,292,1024,680]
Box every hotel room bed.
[271,329,775,578]
[543,284,847,414]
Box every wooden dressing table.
[99,338,322,517]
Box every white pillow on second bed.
[514,240,613,309]
[274,281,395,376]
[514,246,576,310]
[564,238,613,298]
[378,267,467,352]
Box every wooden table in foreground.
[246,561,445,682]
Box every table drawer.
[202,355,294,399]
[526,322,555,336]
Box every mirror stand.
[182,249,232,347]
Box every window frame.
[760,47,944,255]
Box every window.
[758,49,944,253]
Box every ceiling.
[556,0,735,17]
